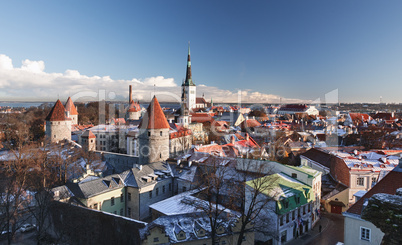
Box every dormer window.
[281,199,289,209]
[295,195,300,204]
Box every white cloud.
[21,59,45,73]
[0,54,306,104]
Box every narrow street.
[286,212,344,245]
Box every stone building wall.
[46,120,71,143]
[139,128,169,164]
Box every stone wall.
[46,120,71,143]
[139,128,169,164]
[98,151,139,173]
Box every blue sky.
[1,0,402,103]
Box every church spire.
[183,42,195,86]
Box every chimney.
[129,85,132,103]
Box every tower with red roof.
[45,99,72,143]
[65,97,79,125]
[81,130,96,151]
[138,96,170,164]
[126,85,141,120]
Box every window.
[360,227,371,241]
[286,213,289,223]
[372,177,377,185]
[120,208,123,216]
[163,185,165,194]
[283,200,289,209]
[153,237,159,242]
[303,206,306,214]
[357,177,364,186]
[156,188,159,196]
[291,173,297,178]
[160,131,163,136]
[113,211,117,214]
[280,216,284,226]
[295,195,300,204]
[292,210,295,220]
[128,193,131,201]
[128,208,131,217]
[120,194,124,202]
[183,186,186,192]
[148,132,151,137]
[149,191,152,199]
[111,197,115,206]
[94,203,98,210]
[179,233,184,238]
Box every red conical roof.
[128,101,141,112]
[46,100,70,121]
[65,97,78,115]
[139,96,169,129]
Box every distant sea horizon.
[0,102,48,108]
[0,101,182,109]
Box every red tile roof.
[347,166,402,215]
[349,113,371,122]
[65,97,78,115]
[139,96,169,129]
[81,130,96,139]
[196,97,208,104]
[127,101,141,112]
[190,113,214,123]
[46,100,70,121]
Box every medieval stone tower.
[81,130,96,151]
[138,96,170,164]
[182,43,196,111]
[45,99,72,143]
[126,85,141,120]
[65,97,79,125]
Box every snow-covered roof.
[149,190,201,216]
[353,190,367,198]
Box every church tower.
[178,86,191,127]
[182,43,196,111]
[45,99,72,143]
[138,96,170,164]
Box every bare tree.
[233,158,280,245]
[182,159,235,244]
[0,144,37,244]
